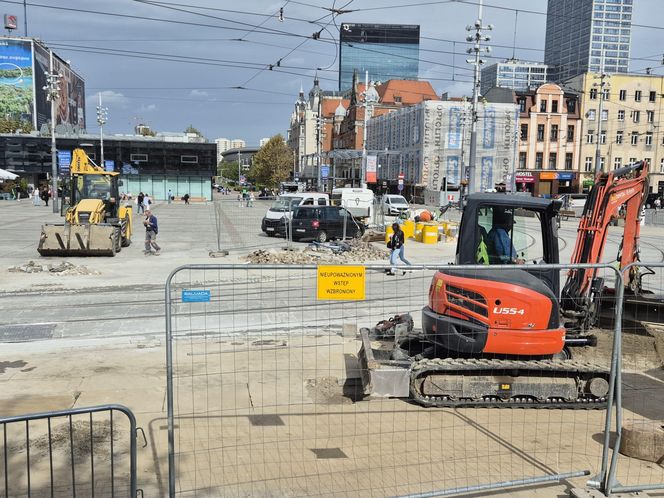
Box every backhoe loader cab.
[38,149,133,257]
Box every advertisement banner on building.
[52,56,86,130]
[365,155,377,183]
[446,156,460,185]
[480,156,494,192]
[32,41,50,129]
[0,38,34,127]
[515,172,535,183]
[321,165,330,179]
[447,107,463,149]
[482,106,496,149]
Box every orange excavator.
[360,160,658,408]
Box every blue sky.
[14,0,664,143]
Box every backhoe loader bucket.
[38,223,119,257]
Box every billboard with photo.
[33,40,50,128]
[32,40,86,131]
[0,38,34,126]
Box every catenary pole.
[465,0,492,195]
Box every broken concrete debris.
[246,240,388,264]
[8,261,100,275]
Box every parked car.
[381,194,410,216]
[290,206,364,242]
[261,192,329,237]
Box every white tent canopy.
[0,168,18,180]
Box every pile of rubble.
[246,240,389,265]
[8,260,100,275]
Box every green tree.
[249,135,292,187]
[185,125,201,135]
[0,118,33,133]
[220,160,240,182]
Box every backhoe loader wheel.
[121,215,131,247]
[112,227,121,255]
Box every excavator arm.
[561,160,649,328]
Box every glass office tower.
[338,23,420,91]
[544,0,633,82]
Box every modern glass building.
[544,0,633,82]
[338,23,420,91]
[481,60,549,95]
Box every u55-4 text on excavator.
[38,148,132,256]
[360,160,660,409]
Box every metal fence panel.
[601,261,664,495]
[163,262,647,497]
[0,404,139,498]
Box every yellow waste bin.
[423,223,438,244]
[402,219,415,239]
[385,225,394,244]
[414,222,424,242]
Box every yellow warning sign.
[317,265,366,301]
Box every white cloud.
[189,89,209,97]
[96,90,129,107]
[138,104,158,112]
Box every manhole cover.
[0,324,55,343]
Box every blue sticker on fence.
[182,290,211,303]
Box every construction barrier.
[163,262,664,497]
[0,404,141,497]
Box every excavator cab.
[456,193,562,296]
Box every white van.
[261,192,329,236]
[331,188,374,220]
[381,194,410,216]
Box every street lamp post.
[465,0,492,195]
[96,93,108,168]
[43,50,62,214]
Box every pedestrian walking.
[41,187,49,207]
[33,188,40,206]
[183,193,190,205]
[387,222,411,275]
[248,191,255,208]
[167,189,173,204]
[143,208,161,255]
[137,192,145,214]
[143,194,151,211]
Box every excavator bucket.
[38,223,119,257]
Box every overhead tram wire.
[46,44,339,83]
[0,0,320,40]
[235,0,355,88]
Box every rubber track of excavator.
[410,358,610,409]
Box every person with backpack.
[387,222,411,275]
[143,208,161,255]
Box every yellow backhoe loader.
[38,148,132,256]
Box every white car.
[382,194,410,216]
